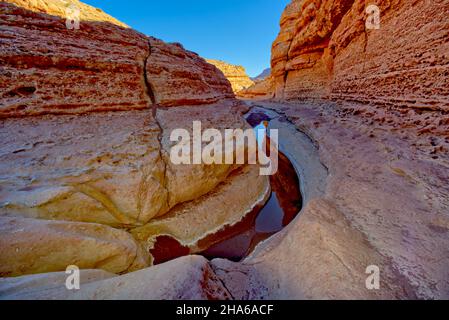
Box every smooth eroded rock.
[0,216,149,277]
[0,110,168,227]
[132,165,270,264]
[0,256,232,300]
[270,0,449,115]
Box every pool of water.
[200,149,302,261]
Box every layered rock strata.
[206,59,255,93]
[0,2,234,117]
[0,256,232,300]
[0,0,269,286]
[238,76,275,100]
[270,0,449,113]
[212,100,449,299]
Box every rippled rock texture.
[0,0,269,294]
[271,0,448,111]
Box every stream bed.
[151,109,303,264]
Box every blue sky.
[82,0,289,77]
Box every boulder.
[132,164,270,264]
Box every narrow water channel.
[201,112,302,261]
[150,110,303,264]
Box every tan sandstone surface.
[212,99,449,299]
[4,0,128,27]
[206,59,255,93]
[238,75,275,100]
[0,0,269,289]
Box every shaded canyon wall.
[271,0,449,113]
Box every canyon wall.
[238,76,275,100]
[0,1,233,117]
[206,59,255,93]
[252,68,271,82]
[271,0,449,112]
[0,0,268,278]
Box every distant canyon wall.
[206,59,254,93]
[271,0,449,111]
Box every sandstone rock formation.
[211,0,449,299]
[271,0,449,111]
[0,2,234,117]
[0,2,147,117]
[5,0,128,27]
[2,0,448,301]
[0,269,117,299]
[206,59,255,93]
[251,68,271,82]
[149,44,234,107]
[132,164,270,264]
[0,256,232,300]
[212,100,449,299]
[0,0,268,286]
[238,76,275,100]
[0,216,149,277]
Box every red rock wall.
[0,1,234,118]
[147,39,234,107]
[271,0,449,112]
[0,3,149,117]
[331,0,449,110]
